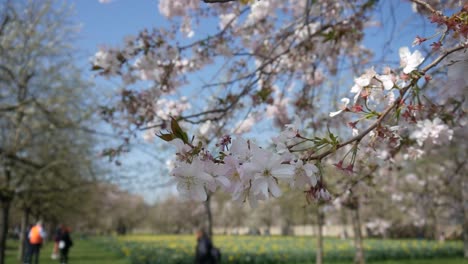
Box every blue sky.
[71,1,176,202]
[73,1,164,63]
[69,0,435,203]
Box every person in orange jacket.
[25,221,47,264]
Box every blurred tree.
[0,1,99,263]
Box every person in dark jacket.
[57,226,73,264]
[195,229,217,264]
[52,225,63,260]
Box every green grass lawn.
[5,239,128,264]
[114,235,466,264]
[4,237,466,264]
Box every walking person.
[57,226,73,264]
[22,224,33,264]
[51,225,63,260]
[26,221,46,264]
[195,229,220,264]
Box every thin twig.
[409,0,440,15]
[203,0,238,3]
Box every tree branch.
[409,0,440,15]
[305,43,466,162]
[203,0,238,3]
[0,147,43,169]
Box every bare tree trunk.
[341,208,348,239]
[316,205,324,264]
[204,194,213,238]
[462,173,468,258]
[351,203,365,264]
[0,198,11,264]
[18,207,30,261]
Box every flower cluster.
[410,118,454,147]
[93,0,466,206]
[169,135,321,207]
[329,46,423,119]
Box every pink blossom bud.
[430,41,442,51]
[412,36,427,46]
[333,161,344,170]
[400,73,410,81]
[351,105,363,112]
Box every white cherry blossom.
[202,159,230,192]
[290,160,318,189]
[330,97,350,117]
[410,118,453,146]
[399,47,424,74]
[376,74,394,90]
[171,158,215,201]
[242,147,294,198]
[350,68,376,102]
[220,155,245,193]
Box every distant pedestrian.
[195,229,220,264]
[23,224,33,262]
[438,231,446,243]
[57,226,73,264]
[25,221,46,264]
[51,225,63,260]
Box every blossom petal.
[216,175,231,188]
[271,164,294,179]
[252,178,268,197]
[330,109,343,117]
[192,184,207,201]
[267,177,282,197]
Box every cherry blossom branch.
[203,0,238,3]
[409,0,441,15]
[420,44,466,74]
[305,43,466,162]
[178,8,249,51]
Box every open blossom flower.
[221,156,245,193]
[376,74,394,90]
[170,138,191,161]
[399,47,424,74]
[230,138,259,163]
[272,116,303,153]
[171,158,215,201]
[203,159,230,192]
[403,146,425,160]
[92,48,121,75]
[290,160,318,189]
[232,185,264,209]
[410,118,453,146]
[243,147,294,198]
[330,98,350,117]
[350,68,376,102]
